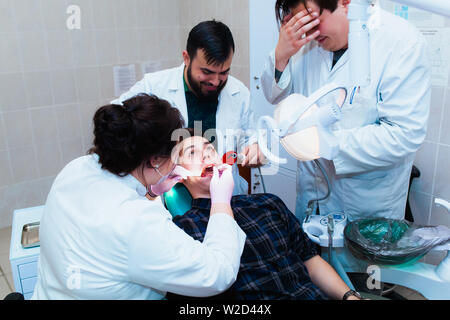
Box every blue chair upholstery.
[163,184,193,217]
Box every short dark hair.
[186,20,235,66]
[89,94,184,177]
[275,0,339,25]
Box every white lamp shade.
[257,83,347,163]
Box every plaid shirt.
[169,193,328,300]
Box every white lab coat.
[112,64,257,195]
[261,8,431,221]
[32,154,246,300]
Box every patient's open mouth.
[201,164,215,177]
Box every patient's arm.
[304,256,359,300]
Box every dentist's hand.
[275,9,320,72]
[210,165,234,204]
[150,165,192,196]
[210,165,235,217]
[241,143,267,168]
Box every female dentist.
[32,93,246,300]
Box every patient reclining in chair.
[167,134,357,300]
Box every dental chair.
[163,184,193,217]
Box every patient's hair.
[89,94,184,177]
[275,0,339,25]
[186,20,235,66]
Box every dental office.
[0,0,450,304]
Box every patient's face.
[178,136,222,194]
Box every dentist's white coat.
[32,154,246,300]
[112,64,257,195]
[261,8,431,221]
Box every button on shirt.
[169,194,328,300]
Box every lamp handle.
[257,116,288,165]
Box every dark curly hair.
[89,94,184,177]
[275,0,339,26]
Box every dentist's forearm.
[211,203,234,218]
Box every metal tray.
[21,222,40,248]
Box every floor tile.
[0,275,12,299]
[0,252,12,275]
[4,272,15,292]
[0,227,12,255]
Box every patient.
[167,134,359,300]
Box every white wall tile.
[216,0,233,27]
[426,87,445,142]
[412,141,437,195]
[74,67,100,102]
[0,114,7,150]
[232,27,250,68]
[13,0,44,32]
[60,138,84,166]
[136,0,158,28]
[71,30,98,67]
[0,33,22,73]
[231,0,249,29]
[0,73,28,112]
[9,146,39,184]
[38,176,56,202]
[47,30,74,69]
[138,28,161,61]
[434,144,450,201]
[408,190,431,225]
[24,71,54,108]
[50,69,78,105]
[9,180,45,214]
[35,142,63,177]
[0,187,16,229]
[55,104,82,141]
[113,0,137,29]
[159,27,181,62]
[91,0,116,29]
[41,0,70,31]
[116,29,140,64]
[30,107,58,144]
[158,0,181,28]
[440,89,450,145]
[99,66,115,101]
[18,30,50,71]
[0,151,13,187]
[95,30,119,66]
[3,110,33,147]
[0,0,16,33]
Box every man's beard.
[186,64,227,102]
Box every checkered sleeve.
[269,195,319,262]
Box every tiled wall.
[0,0,185,228]
[0,0,250,229]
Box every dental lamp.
[257,83,347,164]
[349,0,450,86]
[257,84,347,221]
